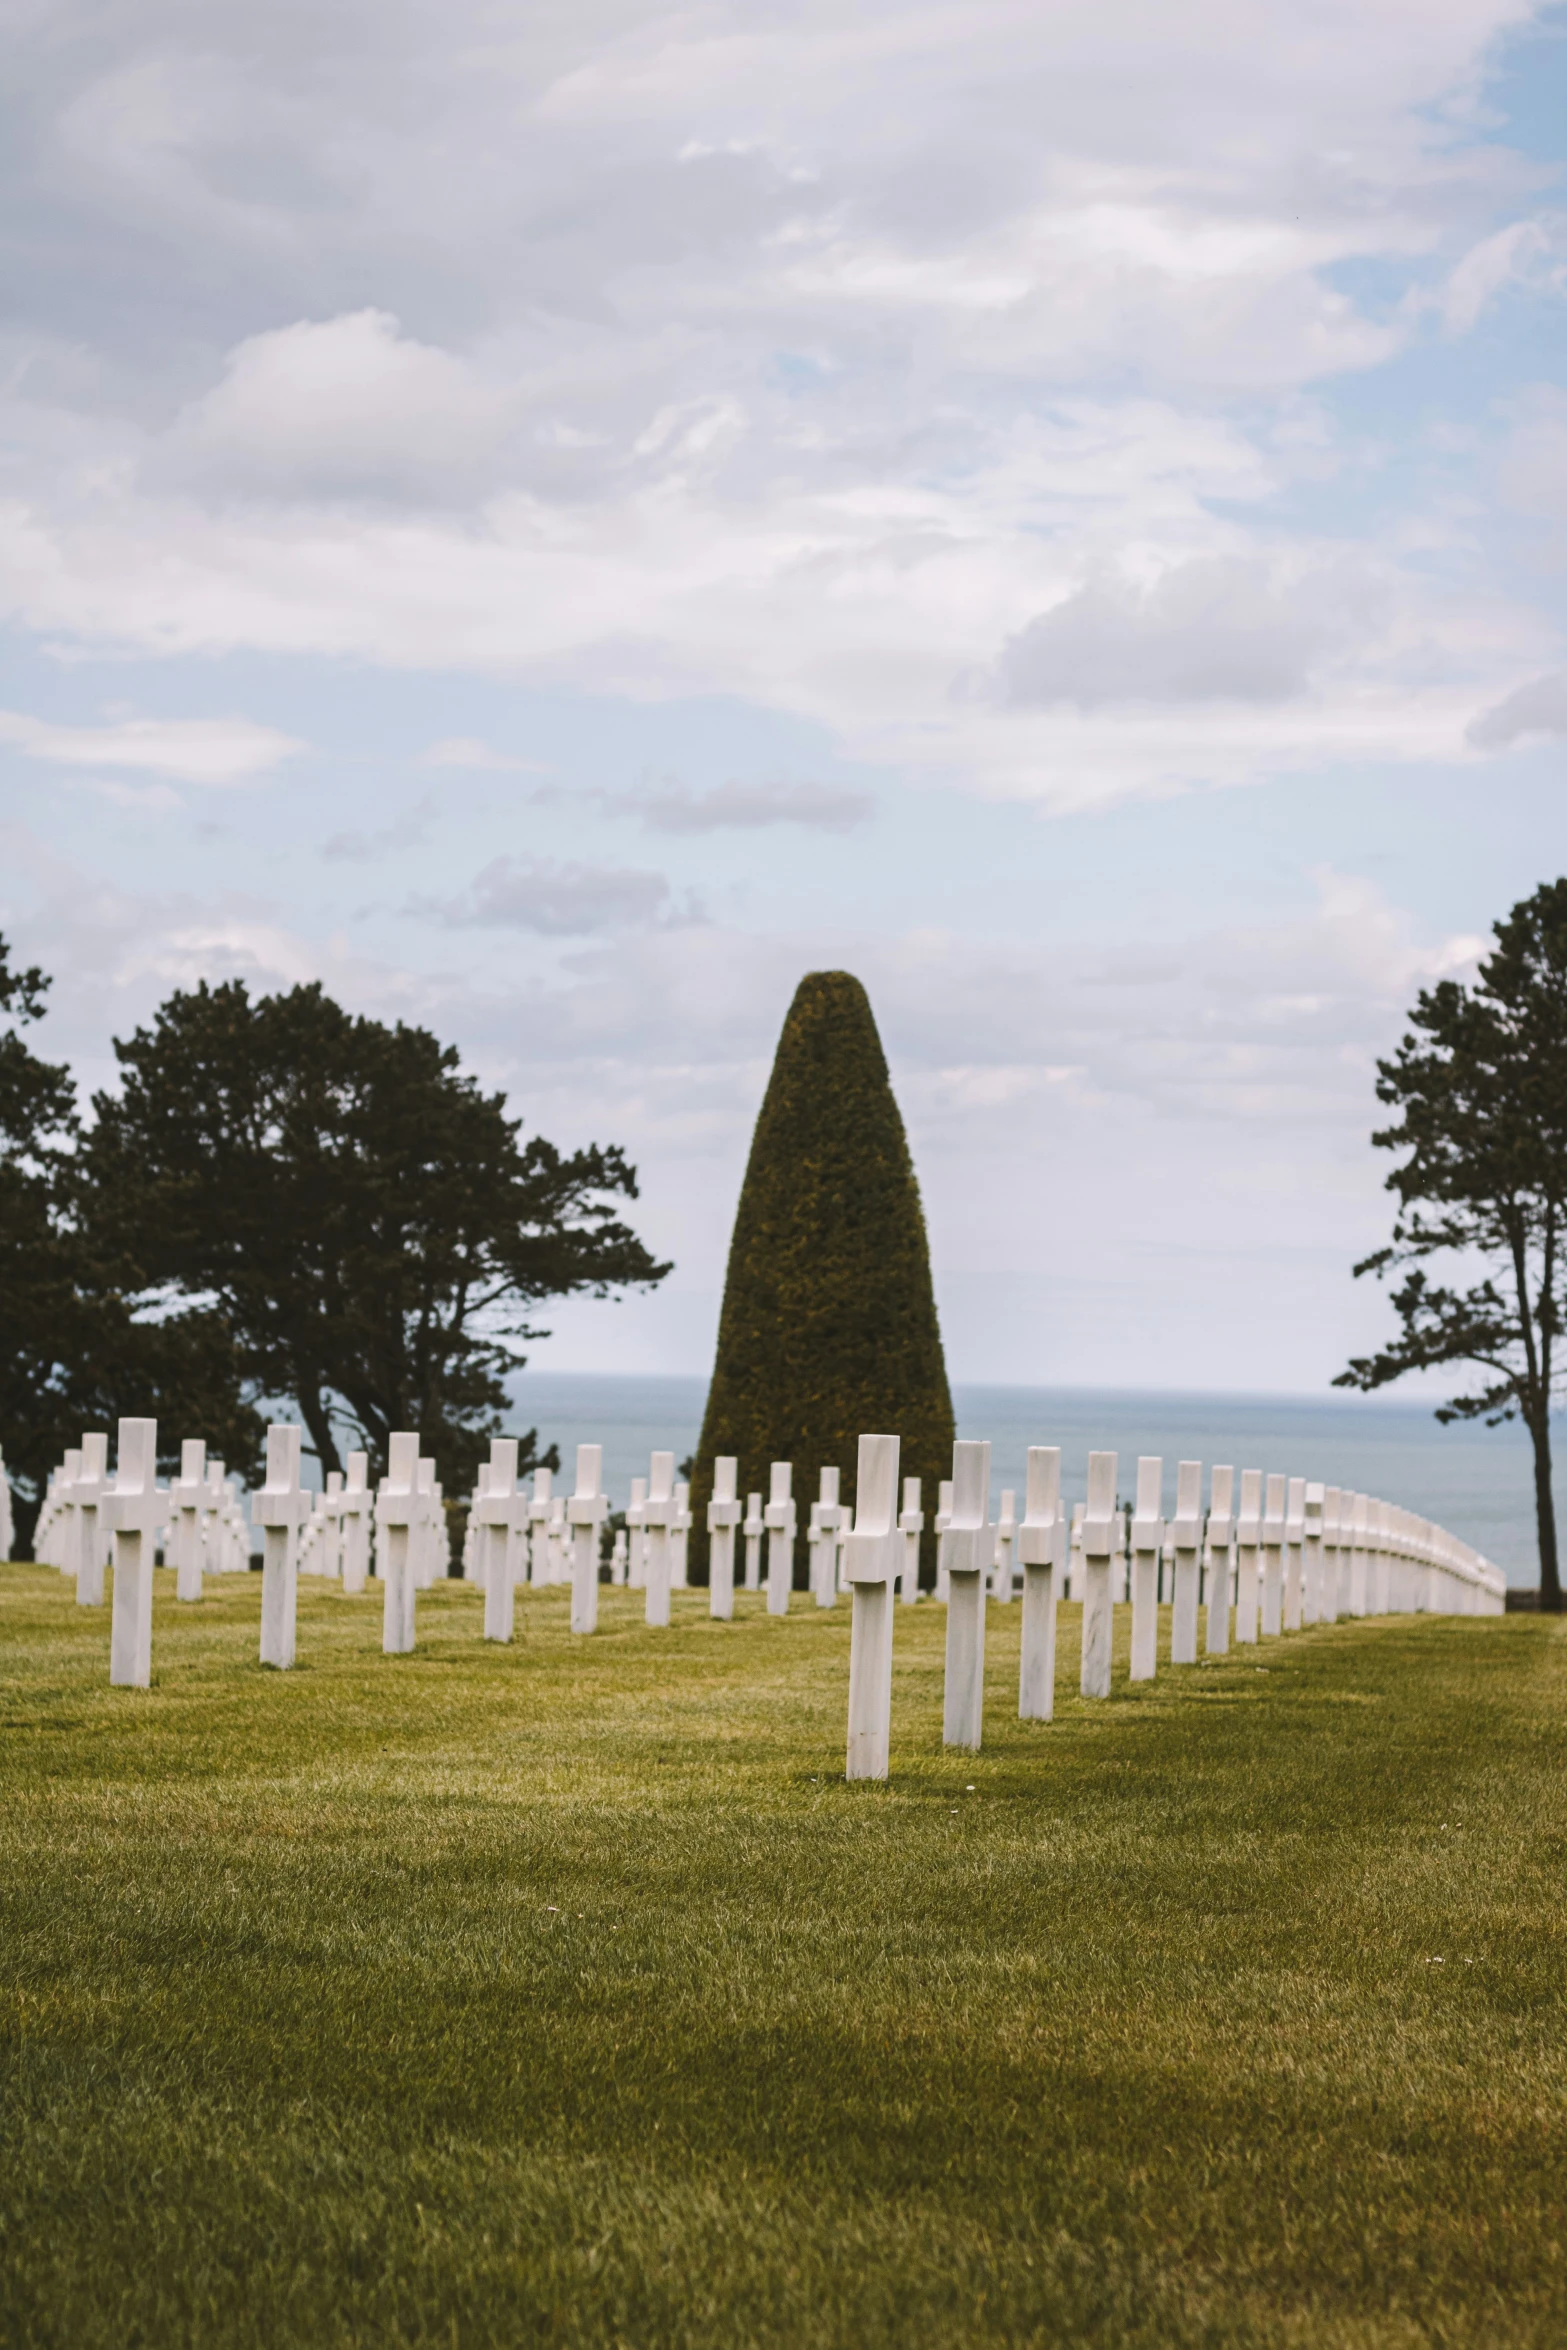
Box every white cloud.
[1468,669,1567,748]
[425,854,687,935]
[1440,213,1567,333]
[633,778,874,832]
[1000,555,1389,708]
[0,0,1553,811]
[163,311,515,504]
[0,706,303,784]
[423,737,550,773]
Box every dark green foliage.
[1337,879,1567,1609]
[692,972,952,1581]
[0,938,262,1552]
[83,979,670,1499]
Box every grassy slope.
[1,1566,1563,2349]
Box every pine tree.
[691,971,953,1586]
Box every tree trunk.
[295,1387,342,1480]
[1529,1410,1562,1610]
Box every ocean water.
[507,1372,1557,1587]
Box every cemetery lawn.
[1,1573,1564,2350]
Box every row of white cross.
[28,1425,1505,1784]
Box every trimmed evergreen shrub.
[691,971,954,1586]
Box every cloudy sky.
[3,0,1565,1393]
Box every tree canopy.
[1337,878,1567,1609]
[691,970,953,1581]
[82,979,670,1498]
[0,939,263,1554]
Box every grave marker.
[1303,1483,1325,1623]
[1129,1457,1163,1682]
[707,1456,741,1620]
[1080,1451,1119,1699]
[810,1468,842,1608]
[643,1451,676,1628]
[1349,1493,1370,1616]
[1261,1472,1286,1638]
[478,1439,522,1641]
[1169,1460,1202,1665]
[106,1418,162,1688]
[568,1445,608,1634]
[73,1432,109,1607]
[529,1467,554,1586]
[941,1439,992,1748]
[626,1476,648,1587]
[843,1433,900,1780]
[1018,1445,1063,1721]
[993,1490,1017,1603]
[742,1491,763,1591]
[1234,1470,1263,1643]
[898,1476,924,1604]
[1284,1477,1306,1630]
[1204,1467,1235,1653]
[340,1453,372,1592]
[764,1463,795,1616]
[253,1423,312,1669]
[378,1434,421,1654]
[169,1439,208,1602]
[934,1478,954,1601]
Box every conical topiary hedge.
[690,971,953,1587]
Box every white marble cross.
[55,1449,81,1575]
[377,1434,422,1653]
[643,1450,676,1628]
[671,1480,693,1589]
[940,1439,992,1749]
[320,1470,345,1581]
[1169,1461,1203,1665]
[1234,1470,1263,1643]
[1303,1483,1326,1623]
[528,1466,554,1586]
[1205,1467,1235,1654]
[413,1457,439,1588]
[568,1444,608,1634]
[707,1457,741,1621]
[1322,1487,1345,1619]
[1348,1492,1370,1617]
[609,1526,628,1585]
[934,1478,954,1601]
[742,1490,763,1591]
[478,1438,522,1641]
[1372,1499,1392,1616]
[897,1477,923,1605]
[1129,1457,1163,1683]
[170,1439,208,1602]
[1068,1500,1085,1601]
[844,1432,901,1781]
[252,1423,312,1669]
[339,1452,372,1593]
[1284,1477,1306,1629]
[1079,1451,1118,1700]
[992,1490,1017,1603]
[764,1462,795,1616]
[1017,1445,1062,1721]
[106,1418,163,1688]
[73,1431,109,1607]
[810,1467,842,1608]
[1260,1473,1286,1637]
[626,1476,648,1587]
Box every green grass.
[1,1565,1563,2349]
